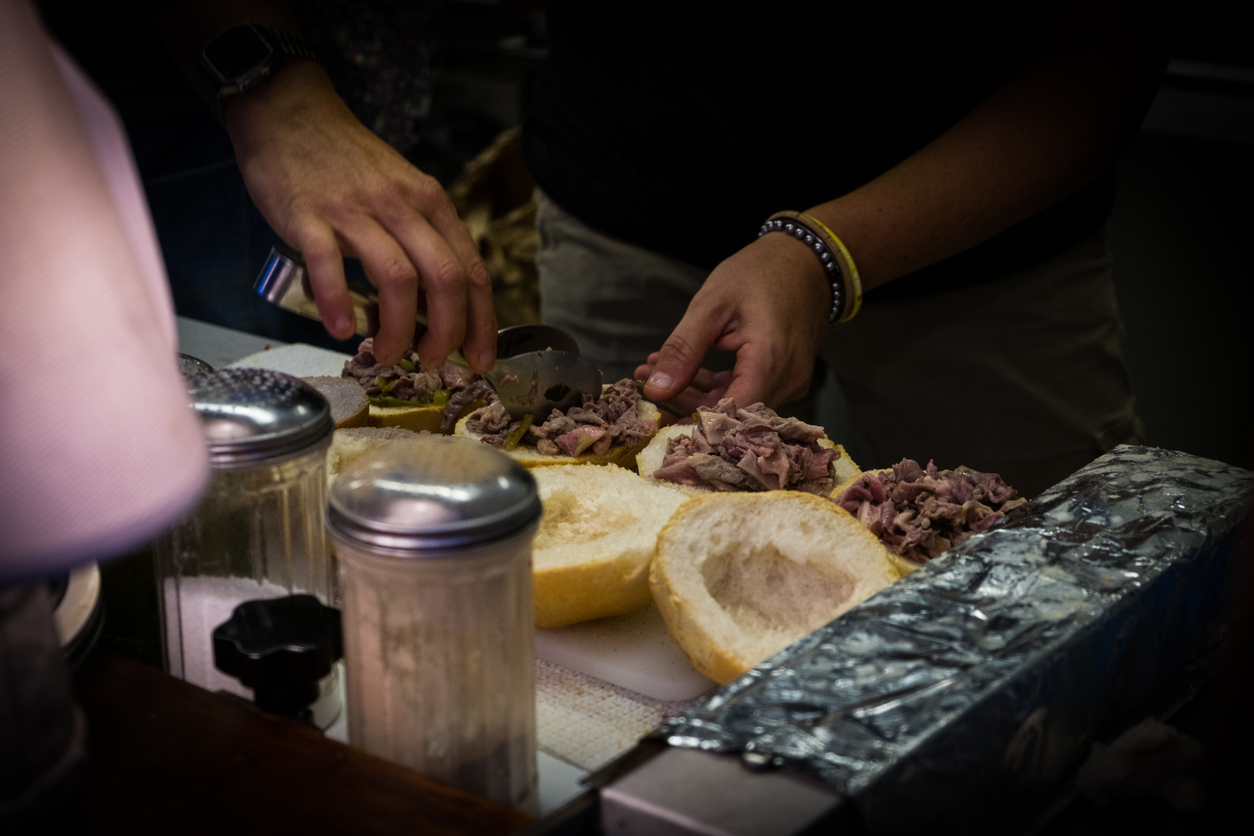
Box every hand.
[634,231,830,411]
[224,61,496,369]
[633,363,733,420]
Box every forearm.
[641,3,1163,408]
[807,46,1162,292]
[222,61,352,191]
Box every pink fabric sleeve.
[0,0,208,579]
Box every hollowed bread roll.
[533,464,687,628]
[650,492,899,684]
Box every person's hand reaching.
[225,61,496,369]
[634,231,830,413]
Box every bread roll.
[302,376,369,429]
[650,492,899,684]
[532,464,687,628]
[369,397,486,434]
[326,426,427,488]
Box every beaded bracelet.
[758,211,863,323]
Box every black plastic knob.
[212,594,343,722]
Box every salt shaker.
[327,437,541,812]
[155,368,336,710]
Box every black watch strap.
[253,24,318,69]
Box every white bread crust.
[650,492,899,684]
[532,464,687,627]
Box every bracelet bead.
[758,212,861,323]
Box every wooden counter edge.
[74,650,533,835]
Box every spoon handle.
[254,245,428,339]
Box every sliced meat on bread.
[303,376,369,429]
[831,467,921,578]
[532,464,688,628]
[635,425,709,496]
[637,423,861,496]
[455,388,661,470]
[832,459,1027,575]
[340,337,489,435]
[650,492,899,684]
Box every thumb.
[644,317,721,402]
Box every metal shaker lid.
[327,437,541,554]
[188,368,334,468]
[178,353,214,377]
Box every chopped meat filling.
[833,458,1027,564]
[466,378,653,454]
[652,398,837,494]
[440,380,496,431]
[341,337,495,430]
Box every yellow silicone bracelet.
[799,212,862,322]
[761,211,862,323]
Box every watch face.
[203,25,273,81]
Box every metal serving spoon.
[491,351,603,422]
[254,247,602,421]
[444,325,602,422]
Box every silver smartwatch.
[197,23,317,108]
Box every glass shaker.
[327,437,541,813]
[155,368,336,707]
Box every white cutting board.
[228,343,350,377]
[536,603,716,702]
[231,343,717,703]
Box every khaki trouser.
[536,193,1143,497]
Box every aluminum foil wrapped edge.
[655,446,1253,830]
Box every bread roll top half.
[303,376,369,429]
[533,464,687,628]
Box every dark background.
[438,0,1254,472]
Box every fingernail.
[478,350,496,370]
[334,315,353,336]
[647,371,672,390]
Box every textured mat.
[536,659,699,772]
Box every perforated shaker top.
[187,368,334,467]
[327,436,541,553]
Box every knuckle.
[379,257,418,289]
[423,257,465,291]
[660,332,702,365]
[407,174,448,210]
[301,240,337,266]
[372,181,412,220]
[466,259,492,289]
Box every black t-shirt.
[522,3,1116,298]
